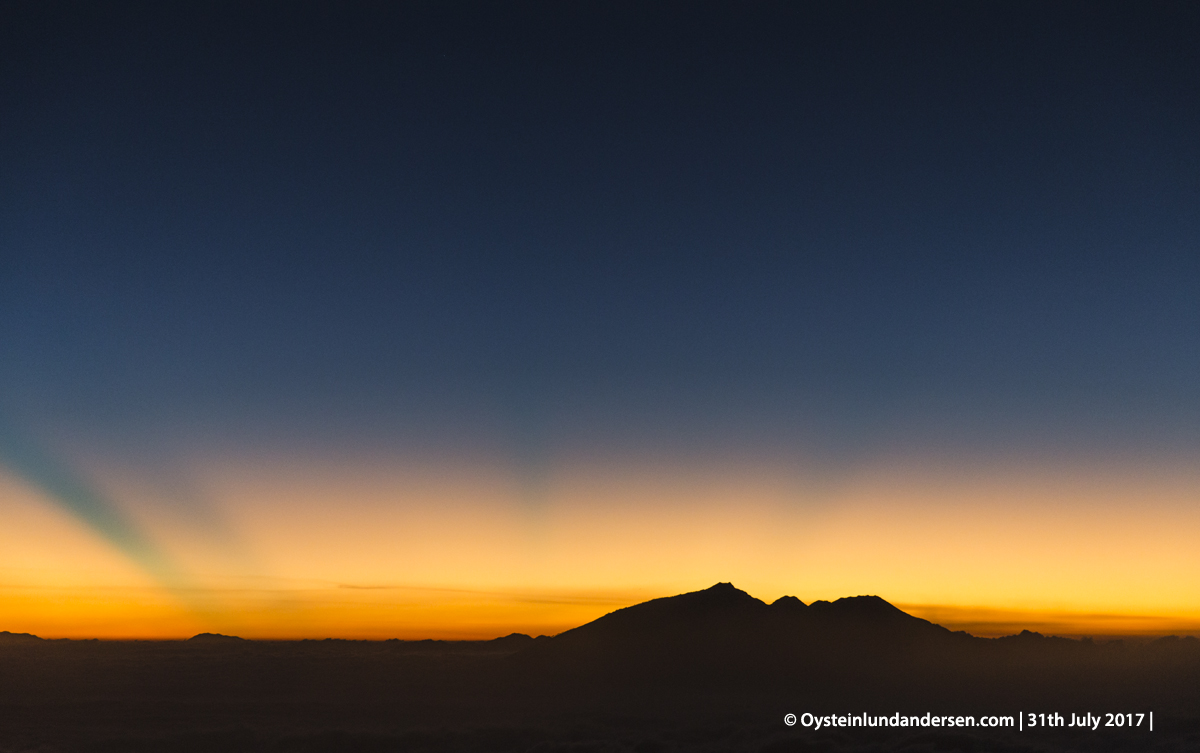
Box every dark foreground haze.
[2,585,1198,752]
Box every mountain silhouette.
[514,583,974,690]
[509,583,1200,714]
[523,583,964,652]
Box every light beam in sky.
[0,416,187,592]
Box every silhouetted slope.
[549,582,770,648]
[517,583,774,683]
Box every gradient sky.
[2,1,1199,639]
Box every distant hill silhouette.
[187,632,245,642]
[488,632,536,649]
[0,630,42,642]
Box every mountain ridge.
[507,583,1200,708]
[511,582,976,686]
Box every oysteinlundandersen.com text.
[786,712,1014,730]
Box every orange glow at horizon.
[3,453,1199,640]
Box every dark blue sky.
[4,1,1199,466]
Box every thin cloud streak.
[333,582,656,607]
[899,602,1200,639]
